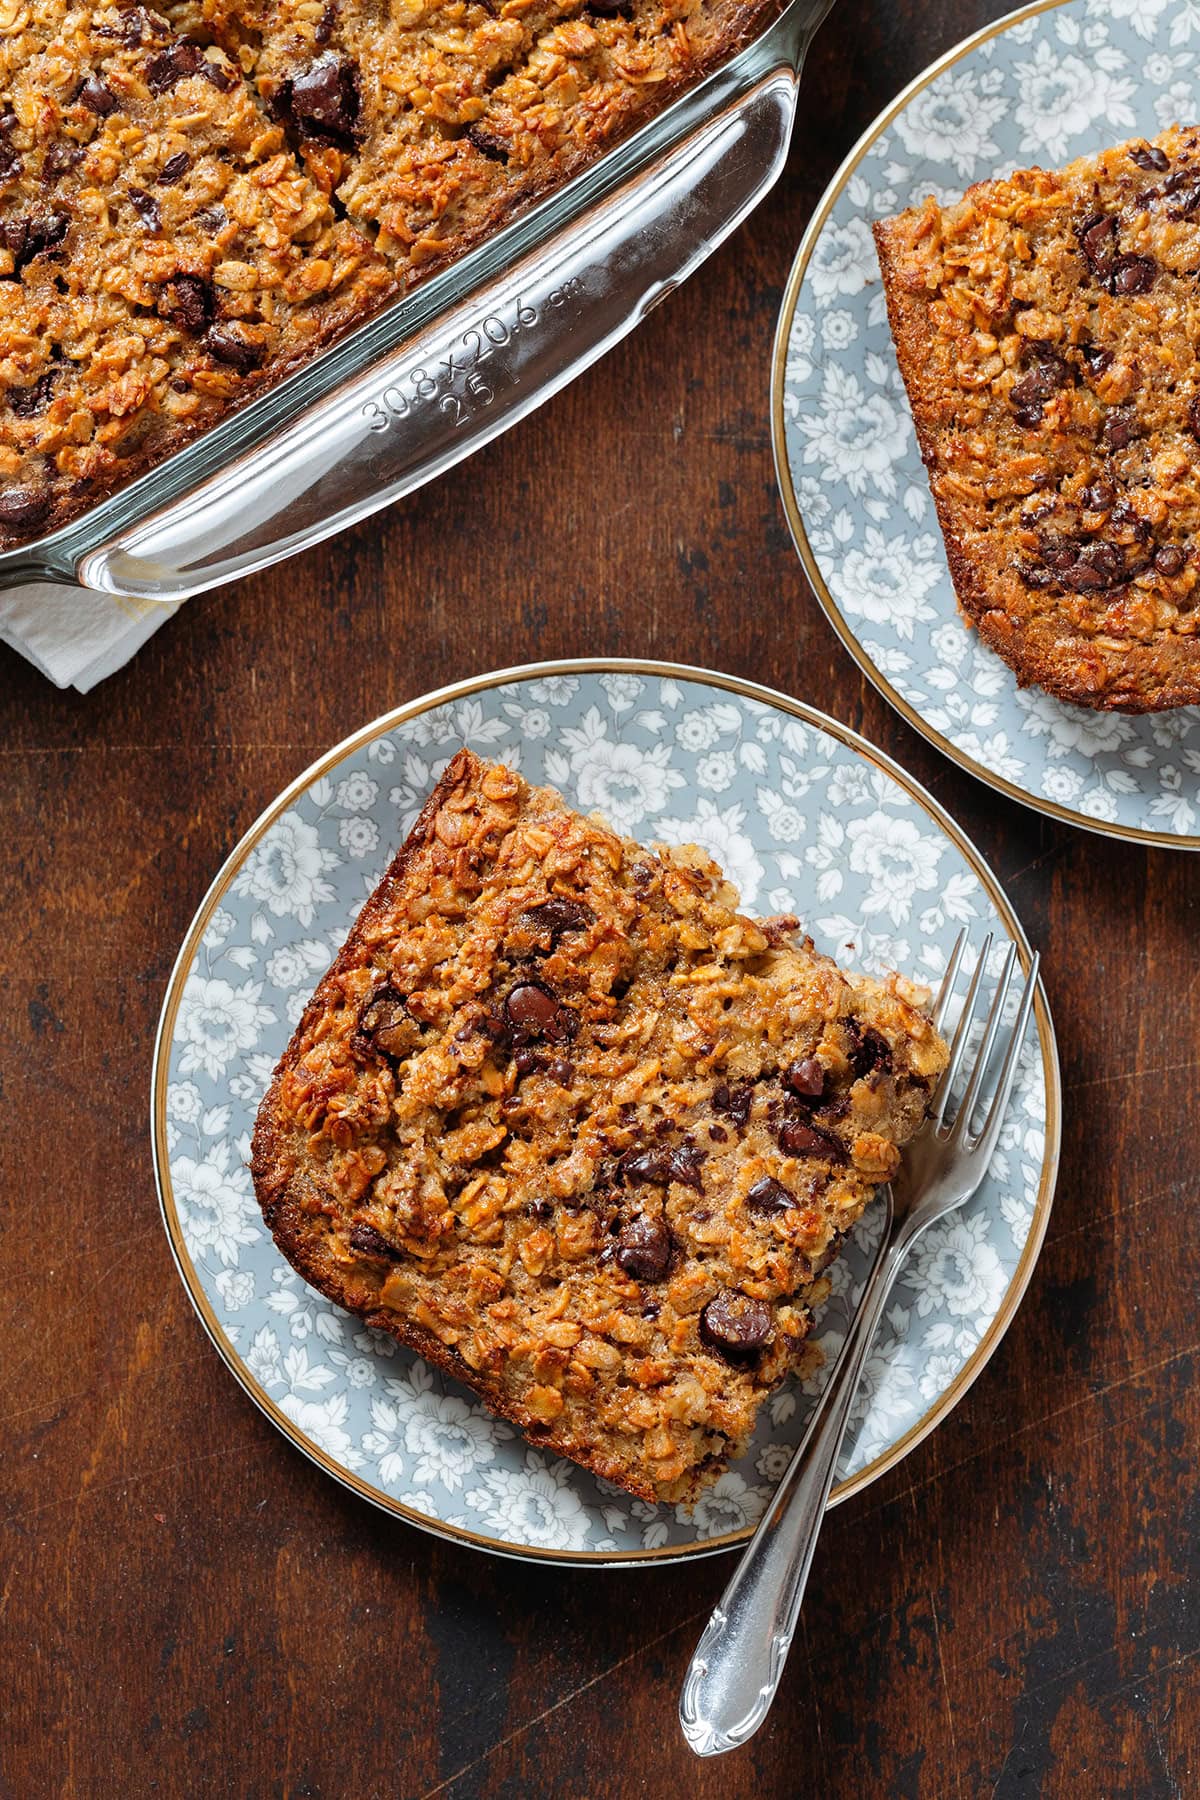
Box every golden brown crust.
[251,749,948,1504]
[874,125,1200,713]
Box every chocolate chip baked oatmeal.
[875,125,1200,712]
[1,0,781,547]
[251,750,948,1504]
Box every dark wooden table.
[4,1,1199,1793]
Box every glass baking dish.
[0,0,834,601]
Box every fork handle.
[679,1207,909,1757]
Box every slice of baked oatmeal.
[252,749,947,1504]
[875,124,1200,712]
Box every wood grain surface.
[3,1,1199,1794]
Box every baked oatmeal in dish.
[251,750,948,1504]
[0,0,394,545]
[875,124,1200,712]
[0,0,782,548]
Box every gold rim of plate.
[151,657,1062,1567]
[769,0,1200,852]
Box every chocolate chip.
[1131,142,1169,171]
[711,1080,753,1129]
[0,142,21,184]
[355,983,410,1058]
[206,325,266,371]
[503,980,576,1045]
[619,1146,672,1185]
[159,272,213,333]
[202,58,237,92]
[349,1222,402,1260]
[1102,407,1142,452]
[145,42,208,94]
[286,54,360,143]
[41,142,82,185]
[466,123,508,162]
[157,151,190,185]
[0,486,50,530]
[587,0,634,12]
[7,370,57,417]
[77,75,119,115]
[615,1215,672,1282]
[700,1290,772,1360]
[546,1057,573,1085]
[745,1175,795,1216]
[667,1141,705,1192]
[525,1197,553,1219]
[115,5,158,46]
[1166,178,1200,217]
[778,1117,845,1160]
[1080,480,1114,513]
[1155,543,1186,576]
[1010,346,1073,428]
[783,1057,825,1100]
[315,1,337,42]
[846,1021,893,1079]
[1,210,69,273]
[1080,343,1114,380]
[1078,211,1118,279]
[521,896,593,945]
[513,1046,541,1076]
[1111,497,1152,542]
[1111,254,1157,295]
[127,186,161,231]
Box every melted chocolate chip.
[1131,142,1170,171]
[667,1141,705,1192]
[348,1222,402,1261]
[286,53,360,143]
[157,151,190,185]
[521,896,593,944]
[1166,178,1200,217]
[127,186,161,231]
[7,370,57,418]
[846,1021,893,1079]
[206,325,266,371]
[1,210,70,273]
[146,42,208,94]
[783,1057,825,1100]
[355,983,410,1058]
[1080,343,1114,380]
[315,0,337,41]
[513,1046,541,1077]
[1078,211,1118,280]
[159,272,213,333]
[1080,480,1114,514]
[0,142,21,184]
[1155,543,1186,577]
[778,1117,845,1160]
[1111,254,1157,295]
[77,75,119,115]
[711,1080,753,1129]
[0,486,51,530]
[1009,345,1073,428]
[700,1290,772,1360]
[615,1215,672,1282]
[745,1175,795,1217]
[42,142,82,185]
[503,980,577,1045]
[466,123,508,162]
[525,1197,553,1219]
[1102,406,1142,452]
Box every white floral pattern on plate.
[156,668,1057,1562]
[775,0,1200,846]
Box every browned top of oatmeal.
[874,124,1200,713]
[251,749,947,1504]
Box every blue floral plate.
[152,662,1059,1564]
[773,0,1200,847]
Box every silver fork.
[679,930,1040,1758]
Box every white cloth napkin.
[0,580,182,692]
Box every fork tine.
[952,941,1018,1142]
[931,928,967,1034]
[969,953,1040,1156]
[932,931,993,1128]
